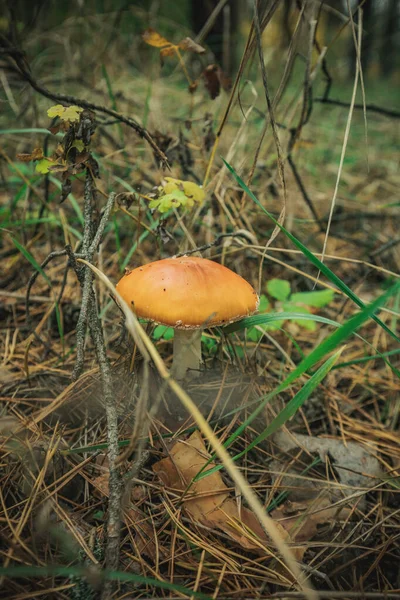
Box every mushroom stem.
[172,329,202,380]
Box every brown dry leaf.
[142,28,172,48]
[92,474,166,560]
[160,46,175,59]
[203,65,220,100]
[203,64,232,100]
[153,430,270,553]
[48,124,61,135]
[16,148,44,162]
[178,37,206,54]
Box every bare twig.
[72,184,116,381]
[314,98,400,119]
[175,231,256,258]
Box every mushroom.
[116,256,259,380]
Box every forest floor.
[1,6,400,600]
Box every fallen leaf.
[48,124,61,135]
[203,64,220,100]
[271,431,383,509]
[153,430,269,553]
[270,497,349,544]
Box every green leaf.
[47,104,83,122]
[201,335,217,354]
[163,177,205,203]
[149,189,187,213]
[267,278,291,301]
[223,158,400,344]
[258,294,270,312]
[153,325,174,340]
[283,303,316,331]
[71,139,85,152]
[290,289,334,308]
[225,312,341,333]
[0,566,211,599]
[35,158,53,174]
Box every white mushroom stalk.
[172,329,202,380]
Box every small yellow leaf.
[163,177,205,204]
[47,104,66,118]
[35,159,53,174]
[142,28,172,48]
[62,105,83,122]
[47,104,83,122]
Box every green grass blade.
[223,158,400,344]
[225,312,341,332]
[0,128,62,136]
[227,314,400,378]
[331,347,400,370]
[0,565,211,599]
[10,236,52,287]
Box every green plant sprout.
[247,278,335,341]
[149,177,205,213]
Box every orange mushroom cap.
[116,256,259,329]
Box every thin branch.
[287,154,324,230]
[65,189,121,600]
[314,97,400,119]
[1,35,168,166]
[174,232,255,258]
